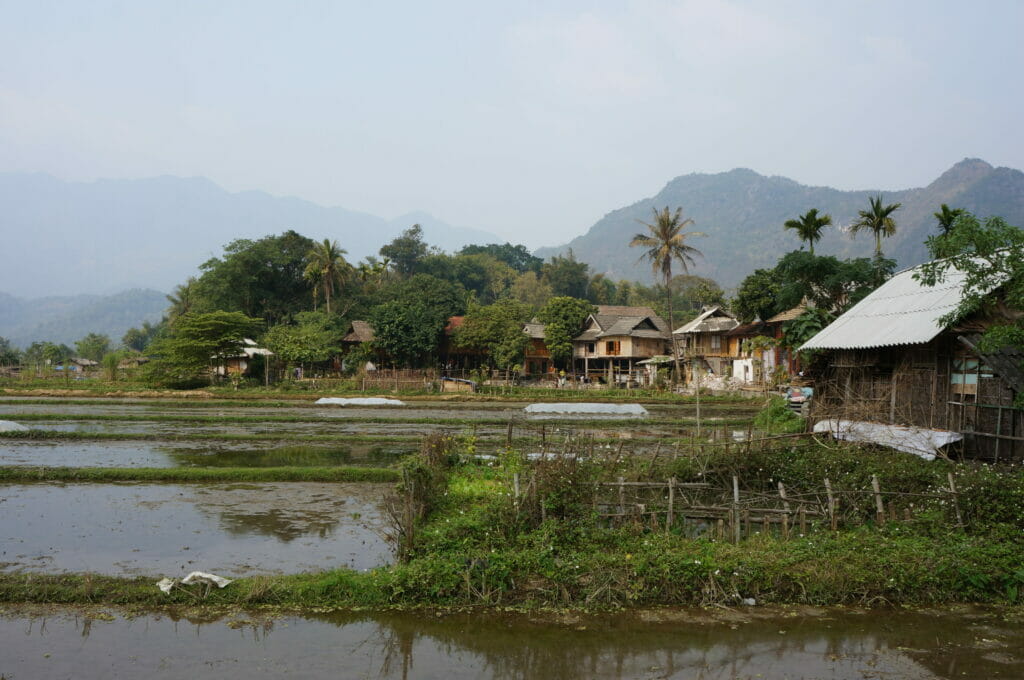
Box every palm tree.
[934,204,964,234]
[304,239,349,314]
[784,208,832,255]
[850,195,901,257]
[630,206,706,382]
[166,277,200,321]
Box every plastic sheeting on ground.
[0,421,29,432]
[813,418,962,461]
[157,571,234,594]
[524,403,648,416]
[315,397,406,407]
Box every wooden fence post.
[778,481,790,539]
[667,477,675,530]
[947,472,964,527]
[871,475,885,524]
[732,476,741,544]
[824,478,836,531]
[618,476,625,518]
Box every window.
[710,335,721,351]
[606,340,621,355]
[586,342,595,354]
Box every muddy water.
[0,606,1021,679]
[0,482,392,575]
[0,441,412,467]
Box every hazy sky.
[2,1,1022,248]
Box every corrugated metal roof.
[799,265,971,350]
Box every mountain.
[535,159,1024,289]
[0,173,501,298]
[0,289,168,348]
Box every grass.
[0,465,400,483]
[1,527,1020,609]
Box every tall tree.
[629,206,705,381]
[850,195,901,258]
[304,239,350,314]
[74,333,111,362]
[783,208,832,255]
[379,224,430,278]
[537,297,595,369]
[934,204,965,235]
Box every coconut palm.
[630,206,706,381]
[934,204,964,235]
[784,208,832,255]
[166,277,200,321]
[850,195,901,257]
[304,239,350,314]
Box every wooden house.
[523,321,553,377]
[674,306,739,379]
[801,264,1022,461]
[572,306,671,385]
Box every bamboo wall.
[810,336,1023,462]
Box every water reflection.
[3,606,1021,679]
[168,443,410,468]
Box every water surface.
[0,482,392,575]
[0,606,1020,679]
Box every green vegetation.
[144,311,263,386]
[752,397,806,434]
[536,297,596,368]
[916,213,1024,406]
[4,435,1022,609]
[783,208,832,255]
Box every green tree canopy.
[262,311,344,366]
[144,311,263,386]
[732,268,784,323]
[369,299,446,367]
[850,195,901,258]
[934,204,965,235]
[458,243,543,273]
[0,337,20,365]
[454,299,532,370]
[192,230,316,325]
[541,251,591,299]
[74,333,111,362]
[379,224,430,278]
[303,239,350,314]
[537,296,595,368]
[122,321,164,352]
[783,208,832,255]
[916,213,1024,404]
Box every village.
[2,3,1024,677]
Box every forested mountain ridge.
[0,173,500,298]
[0,289,167,348]
[535,159,1024,288]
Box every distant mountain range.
[536,158,1024,288]
[0,173,501,298]
[0,289,167,348]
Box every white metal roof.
[799,265,972,350]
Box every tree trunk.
[668,273,682,386]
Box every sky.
[2,0,1023,249]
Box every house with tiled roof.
[572,305,671,385]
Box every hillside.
[0,174,500,298]
[0,289,168,348]
[536,159,1024,288]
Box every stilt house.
[801,264,1023,461]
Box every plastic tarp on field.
[813,419,962,461]
[315,397,406,407]
[0,421,29,432]
[524,403,648,416]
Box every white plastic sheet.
[157,571,234,594]
[0,420,28,432]
[813,419,962,461]
[524,403,648,416]
[315,397,405,407]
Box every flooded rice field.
[0,440,413,467]
[0,482,392,575]
[1,606,1021,679]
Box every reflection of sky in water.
[0,441,413,468]
[1,607,1020,680]
[0,482,392,575]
